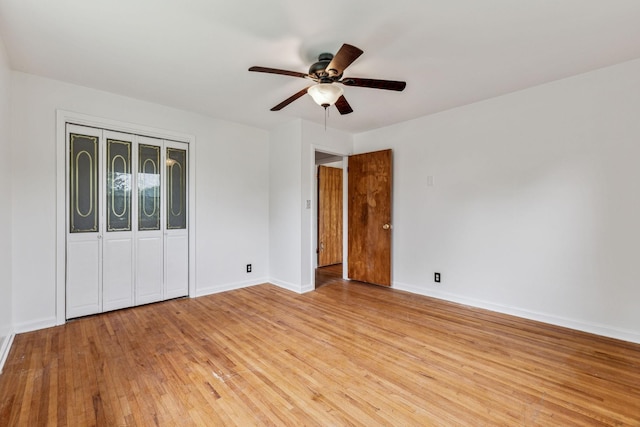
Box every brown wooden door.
[318,165,343,267]
[348,149,392,286]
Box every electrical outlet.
[434,272,441,283]
[246,264,252,273]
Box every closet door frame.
[55,110,196,325]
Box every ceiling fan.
[248,43,406,115]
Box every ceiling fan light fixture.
[307,83,343,108]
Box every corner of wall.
[0,333,16,374]
[0,32,15,372]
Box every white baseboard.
[195,277,269,298]
[300,283,315,294]
[197,277,312,296]
[394,281,640,345]
[0,333,15,374]
[269,279,304,294]
[13,316,57,334]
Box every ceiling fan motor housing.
[309,53,340,81]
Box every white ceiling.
[1,0,640,133]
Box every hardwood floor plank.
[1,281,639,425]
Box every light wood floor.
[315,263,344,288]
[1,281,639,426]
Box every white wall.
[10,72,269,331]
[0,35,13,368]
[193,118,269,296]
[354,58,640,343]
[269,120,303,291]
[268,119,353,292]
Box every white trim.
[394,281,640,345]
[195,278,269,297]
[0,333,15,374]
[13,316,58,334]
[309,144,351,289]
[56,110,197,325]
[300,283,315,293]
[270,279,306,294]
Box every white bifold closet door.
[135,136,165,305]
[102,130,135,312]
[164,140,189,300]
[66,125,104,318]
[66,124,188,319]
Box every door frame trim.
[310,145,350,289]
[55,110,197,326]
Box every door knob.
[382,223,390,230]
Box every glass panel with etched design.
[107,139,132,231]
[69,133,99,233]
[166,148,187,229]
[138,144,161,230]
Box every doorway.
[314,151,345,288]
[313,148,393,289]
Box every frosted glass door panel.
[107,138,132,232]
[69,133,99,233]
[138,144,161,231]
[166,147,187,230]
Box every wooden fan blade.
[341,77,406,91]
[326,44,363,77]
[271,87,312,111]
[335,95,353,115]
[249,66,309,79]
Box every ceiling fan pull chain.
[324,107,327,131]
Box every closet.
[66,124,189,319]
